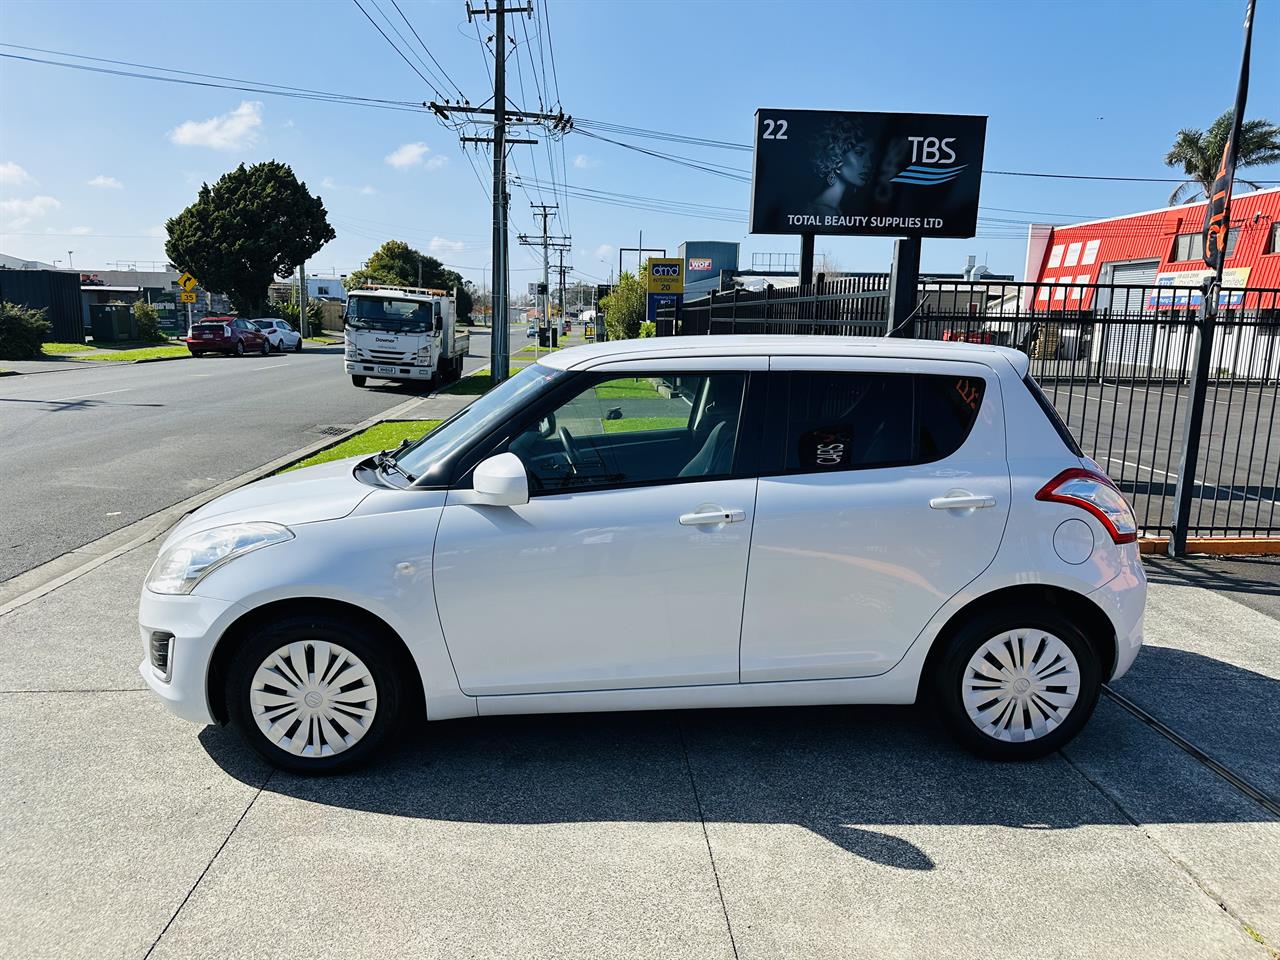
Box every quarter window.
[782,372,985,473]
[506,373,747,492]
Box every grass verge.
[84,345,191,362]
[602,416,687,434]
[440,367,524,395]
[595,378,661,400]
[285,419,443,472]
[43,341,94,353]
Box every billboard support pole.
[799,234,815,287]
[887,236,921,338]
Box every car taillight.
[1036,468,1138,544]
[223,324,232,337]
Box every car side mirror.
[434,315,443,334]
[472,452,529,506]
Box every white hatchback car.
[252,318,304,353]
[139,336,1146,773]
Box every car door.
[739,356,1010,681]
[280,320,299,348]
[432,357,765,696]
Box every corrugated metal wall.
[0,270,85,342]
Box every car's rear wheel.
[932,604,1101,760]
[226,614,404,774]
[234,340,245,356]
[351,374,366,387]
[294,337,303,353]
[260,338,270,356]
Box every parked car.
[138,336,1145,773]
[253,319,303,353]
[186,317,270,357]
[526,322,537,337]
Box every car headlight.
[146,522,293,595]
[345,346,357,359]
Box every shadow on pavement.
[200,650,1278,871]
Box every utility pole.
[555,247,572,326]
[298,261,308,336]
[517,205,569,346]
[434,2,571,382]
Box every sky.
[1,0,1278,290]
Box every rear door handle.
[929,494,996,510]
[680,508,746,526]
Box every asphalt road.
[0,331,495,584]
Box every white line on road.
[1069,392,1116,406]
[45,388,133,403]
[250,363,290,371]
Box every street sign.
[179,291,197,303]
[749,108,987,239]
[646,259,684,295]
[177,271,198,292]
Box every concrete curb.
[0,392,434,617]
[1139,536,1280,557]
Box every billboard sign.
[688,257,714,272]
[646,258,684,295]
[749,109,987,238]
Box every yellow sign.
[177,272,198,292]
[179,291,197,303]
[647,258,684,295]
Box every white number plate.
[376,365,396,375]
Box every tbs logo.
[892,137,967,187]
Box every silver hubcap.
[961,629,1081,743]
[250,640,378,758]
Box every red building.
[1024,186,1280,311]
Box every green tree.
[345,240,471,321]
[0,301,50,360]
[600,269,646,341]
[131,300,166,342]
[1164,111,1280,204]
[164,161,335,314]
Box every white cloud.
[425,155,448,171]
[594,243,615,262]
[573,154,597,169]
[87,174,124,189]
[0,161,35,186]
[385,142,430,168]
[168,100,263,150]
[66,225,93,235]
[145,225,167,238]
[428,236,466,256]
[320,176,337,189]
[0,194,61,229]
[358,185,377,195]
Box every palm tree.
[1164,110,1280,204]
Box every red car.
[186,317,271,357]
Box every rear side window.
[782,372,986,473]
[1023,375,1083,456]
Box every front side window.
[506,372,747,492]
[782,371,985,473]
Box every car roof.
[538,335,1029,377]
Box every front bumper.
[345,360,434,380]
[138,588,244,725]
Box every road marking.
[1068,392,1116,406]
[251,363,289,371]
[1106,456,1179,481]
[45,388,132,403]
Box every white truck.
[343,285,470,388]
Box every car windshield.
[346,296,433,333]
[254,321,274,330]
[395,363,565,483]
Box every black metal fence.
[659,278,1280,540]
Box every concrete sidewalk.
[2,535,1276,958]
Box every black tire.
[226,613,405,775]
[234,340,245,357]
[931,603,1101,761]
[294,337,303,353]
[351,375,367,387]
[260,338,271,356]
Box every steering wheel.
[558,426,583,474]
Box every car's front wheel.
[226,614,404,774]
[932,604,1101,760]
[351,374,366,387]
[294,337,303,353]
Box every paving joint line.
[1101,684,1280,817]
[141,771,274,960]
[0,687,144,694]
[676,717,740,960]
[1057,746,1275,955]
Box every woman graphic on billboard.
[806,119,870,218]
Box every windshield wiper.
[372,449,416,483]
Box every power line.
[387,0,468,100]
[351,0,446,99]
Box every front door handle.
[929,494,996,510]
[679,508,746,526]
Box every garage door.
[1102,261,1159,374]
